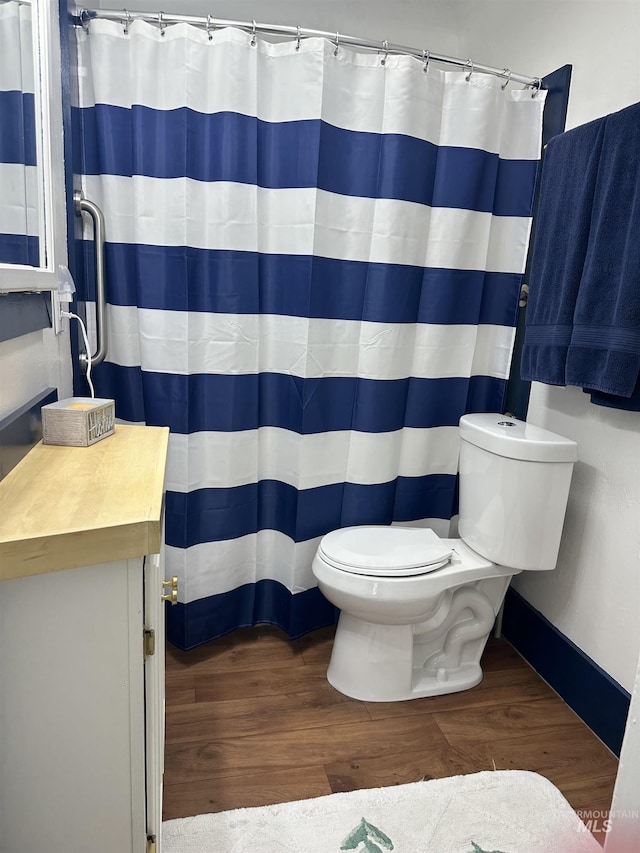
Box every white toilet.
[312,413,578,702]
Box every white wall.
[454,0,640,694]
[93,0,640,691]
[0,325,72,421]
[455,0,640,130]
[93,0,462,55]
[521,386,640,692]
[606,650,640,851]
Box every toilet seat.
[318,526,453,577]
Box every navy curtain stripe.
[0,233,39,266]
[165,473,458,548]
[76,240,522,327]
[166,582,339,649]
[96,363,146,422]
[72,105,538,216]
[0,91,36,165]
[95,363,507,434]
[464,374,508,414]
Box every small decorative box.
[42,398,115,447]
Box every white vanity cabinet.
[0,425,170,853]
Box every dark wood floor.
[163,625,618,843]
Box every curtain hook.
[422,49,430,74]
[531,77,542,98]
[296,25,301,51]
[334,31,340,57]
[123,9,131,35]
[80,9,91,33]
[250,19,257,46]
[501,68,511,90]
[206,14,213,41]
[381,40,389,66]
[158,11,165,37]
[465,59,474,81]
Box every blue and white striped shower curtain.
[73,19,545,648]
[0,0,38,266]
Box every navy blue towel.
[522,101,640,409]
[566,101,640,398]
[521,115,606,385]
[589,381,640,411]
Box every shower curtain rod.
[76,6,541,90]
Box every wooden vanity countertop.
[0,424,169,581]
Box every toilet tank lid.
[459,414,578,463]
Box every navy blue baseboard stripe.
[502,587,630,755]
[165,579,338,650]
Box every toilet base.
[328,656,483,702]
[326,579,510,701]
[327,615,485,701]
[410,662,483,698]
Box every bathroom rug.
[162,769,601,852]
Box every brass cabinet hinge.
[146,834,157,853]
[161,575,179,605]
[143,628,156,658]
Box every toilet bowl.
[313,528,516,701]
[312,414,578,702]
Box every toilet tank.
[458,414,578,571]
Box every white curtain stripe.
[106,305,516,381]
[81,176,533,274]
[164,426,461,493]
[0,164,39,235]
[0,2,34,92]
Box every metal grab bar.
[74,190,107,369]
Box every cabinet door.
[144,551,166,850]
[0,558,146,853]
